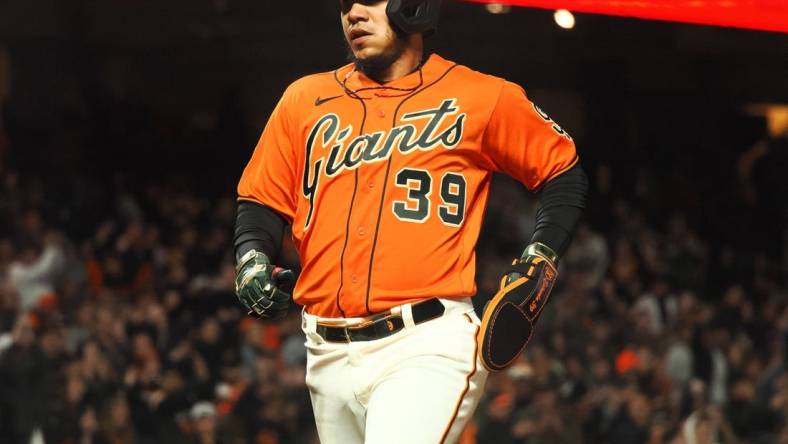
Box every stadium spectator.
[0,100,786,443]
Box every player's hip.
[301,297,479,350]
[301,297,483,394]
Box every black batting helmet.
[386,0,442,35]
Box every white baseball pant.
[301,297,488,444]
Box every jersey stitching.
[343,72,423,98]
[333,65,425,100]
[477,78,508,172]
[334,170,359,318]
[331,81,369,318]
[465,173,493,288]
[236,196,266,205]
[364,64,459,315]
[532,154,580,192]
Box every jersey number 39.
[392,168,466,227]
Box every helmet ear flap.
[401,3,422,19]
[387,0,442,36]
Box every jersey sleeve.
[237,89,299,223]
[481,80,579,191]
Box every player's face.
[340,0,404,65]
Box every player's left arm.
[477,80,588,371]
[528,163,588,259]
[481,79,589,261]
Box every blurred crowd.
[473,170,788,444]
[0,170,312,444]
[1,79,787,443]
[1,154,786,443]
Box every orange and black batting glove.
[234,249,295,320]
[478,242,558,372]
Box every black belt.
[315,298,445,343]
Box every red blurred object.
[36,292,58,310]
[615,348,640,374]
[465,0,788,33]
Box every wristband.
[236,249,270,272]
[520,242,558,265]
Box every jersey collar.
[336,53,453,98]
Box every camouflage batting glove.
[234,249,294,320]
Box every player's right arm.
[234,86,300,320]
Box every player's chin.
[351,47,382,62]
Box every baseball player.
[233,1,588,443]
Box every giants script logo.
[302,99,466,229]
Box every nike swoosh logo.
[315,95,343,106]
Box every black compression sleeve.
[529,164,589,259]
[233,201,287,263]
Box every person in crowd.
[1,132,787,443]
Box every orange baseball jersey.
[237,54,578,318]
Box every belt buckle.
[343,318,373,342]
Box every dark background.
[1,1,788,444]
[1,0,787,254]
